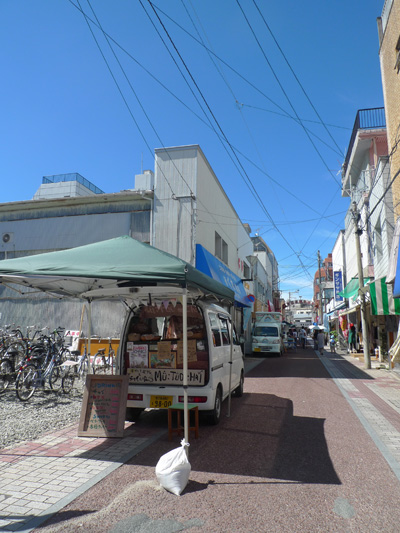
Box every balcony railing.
[343,108,386,175]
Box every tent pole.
[87,300,92,373]
[227,304,234,417]
[183,288,189,453]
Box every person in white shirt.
[299,327,307,349]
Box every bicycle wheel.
[49,364,63,391]
[16,364,38,401]
[5,341,27,368]
[0,359,13,393]
[79,359,89,392]
[94,359,112,375]
[61,370,75,394]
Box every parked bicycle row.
[0,325,117,401]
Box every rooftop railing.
[42,173,105,195]
[343,108,386,176]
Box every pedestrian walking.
[348,323,357,353]
[292,329,298,346]
[330,334,336,353]
[299,327,306,349]
[317,328,325,355]
[313,328,318,350]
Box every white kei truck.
[118,297,245,425]
[251,311,283,356]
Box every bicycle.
[91,336,116,375]
[0,325,44,393]
[61,342,91,394]
[15,333,68,401]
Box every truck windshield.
[254,326,278,337]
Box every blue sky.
[0,1,385,300]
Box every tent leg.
[87,300,92,373]
[227,305,234,417]
[182,289,189,455]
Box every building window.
[374,220,383,263]
[215,232,228,263]
[243,262,251,279]
[395,36,400,73]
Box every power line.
[69,0,344,233]
[235,0,342,190]
[252,0,344,158]
[146,0,315,284]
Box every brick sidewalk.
[318,347,400,481]
[0,422,165,532]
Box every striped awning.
[338,277,370,299]
[369,277,400,316]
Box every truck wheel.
[126,407,143,422]
[208,387,222,425]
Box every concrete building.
[341,108,387,284]
[286,299,313,329]
[378,0,400,220]
[0,146,279,352]
[251,233,279,312]
[313,253,334,325]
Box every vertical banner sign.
[334,271,343,302]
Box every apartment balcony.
[342,108,386,193]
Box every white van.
[252,312,283,356]
[118,299,244,424]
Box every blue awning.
[196,244,251,307]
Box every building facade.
[0,146,280,353]
[378,0,400,220]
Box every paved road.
[3,342,400,532]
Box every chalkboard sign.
[78,375,129,438]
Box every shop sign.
[127,367,205,386]
[334,271,344,302]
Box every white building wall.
[369,157,394,279]
[153,145,253,278]
[153,146,197,264]
[332,230,345,278]
[0,212,133,256]
[33,181,97,200]
[196,148,240,272]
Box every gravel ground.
[0,384,83,450]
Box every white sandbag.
[155,439,191,496]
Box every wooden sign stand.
[78,374,129,438]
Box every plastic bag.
[155,439,191,496]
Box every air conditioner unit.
[2,232,13,244]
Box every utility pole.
[318,250,323,325]
[352,202,371,369]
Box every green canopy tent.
[0,236,235,444]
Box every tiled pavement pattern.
[319,349,400,481]
[0,423,164,532]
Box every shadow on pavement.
[131,390,341,486]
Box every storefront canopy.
[196,244,250,307]
[338,277,370,300]
[370,276,400,316]
[0,236,235,302]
